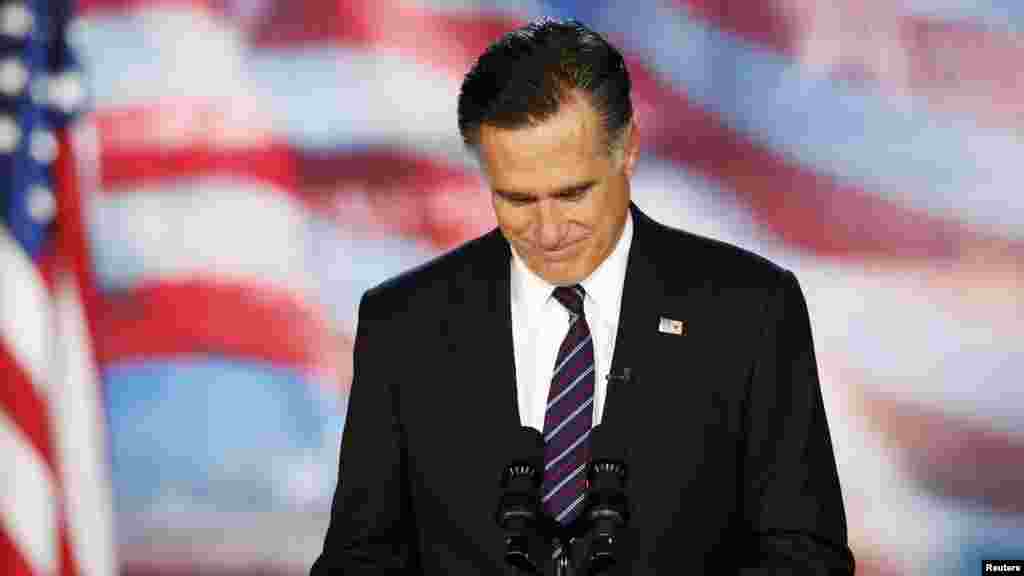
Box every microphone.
[605,367,632,387]
[584,422,631,575]
[496,426,545,574]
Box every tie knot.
[552,285,585,316]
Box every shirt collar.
[510,210,633,317]
[580,210,632,320]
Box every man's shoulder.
[362,228,505,306]
[639,210,793,290]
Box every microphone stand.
[552,535,574,576]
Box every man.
[312,18,855,575]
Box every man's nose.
[534,200,566,249]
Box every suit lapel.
[602,203,668,428]
[467,229,522,430]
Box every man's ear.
[622,118,640,178]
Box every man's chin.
[527,260,586,286]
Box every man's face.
[476,96,639,286]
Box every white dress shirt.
[510,212,633,432]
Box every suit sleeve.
[310,291,420,574]
[737,270,855,575]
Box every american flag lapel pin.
[658,316,685,336]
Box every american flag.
[22,0,1024,575]
[1,1,116,575]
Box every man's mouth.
[539,241,581,262]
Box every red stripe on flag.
[674,0,1024,128]
[52,120,95,576]
[295,148,495,249]
[249,0,524,74]
[857,383,1024,515]
[0,345,55,471]
[55,130,104,354]
[78,0,220,17]
[36,243,61,294]
[53,122,116,576]
[653,97,975,259]
[0,527,34,576]
[98,141,298,197]
[295,148,478,192]
[59,523,78,576]
[674,0,1021,61]
[627,61,1003,259]
[902,18,1024,129]
[677,0,798,54]
[93,280,336,373]
[94,101,298,198]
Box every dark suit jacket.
[311,203,855,575]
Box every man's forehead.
[478,132,604,193]
[479,99,603,156]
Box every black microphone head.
[497,427,545,574]
[497,427,544,529]
[500,426,544,489]
[587,424,629,489]
[585,424,631,536]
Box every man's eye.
[561,188,588,201]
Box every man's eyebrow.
[553,181,596,195]
[494,181,596,199]
[493,188,534,200]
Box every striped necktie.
[542,285,595,525]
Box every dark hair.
[457,18,633,154]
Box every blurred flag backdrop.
[1,1,115,575]
[8,0,1022,574]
